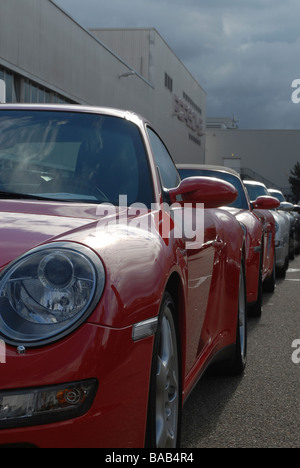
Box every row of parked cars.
[178,165,294,316]
[244,181,300,277]
[0,104,293,448]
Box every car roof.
[243,180,267,187]
[268,188,284,194]
[176,163,241,178]
[0,103,148,126]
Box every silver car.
[244,181,290,278]
[269,189,297,261]
[271,209,290,277]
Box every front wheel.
[145,292,181,448]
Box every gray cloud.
[55,0,300,129]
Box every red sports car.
[0,105,246,448]
[178,165,279,317]
[243,180,281,289]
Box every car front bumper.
[0,323,154,448]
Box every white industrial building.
[206,119,300,197]
[0,0,206,165]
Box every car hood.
[0,200,98,267]
[0,199,160,268]
[0,199,168,328]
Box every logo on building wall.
[173,94,204,138]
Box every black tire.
[145,292,181,448]
[276,255,289,278]
[248,252,263,318]
[225,258,247,375]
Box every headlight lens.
[0,243,105,346]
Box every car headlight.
[0,242,105,347]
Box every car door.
[146,127,217,373]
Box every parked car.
[243,181,290,279]
[268,188,285,203]
[178,165,279,316]
[292,205,300,254]
[0,104,247,448]
[268,189,297,260]
[242,180,278,291]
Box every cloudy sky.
[55,0,300,130]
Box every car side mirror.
[252,195,280,210]
[168,176,238,208]
[293,205,300,213]
[279,201,294,212]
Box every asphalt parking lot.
[181,255,300,448]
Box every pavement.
[181,256,300,448]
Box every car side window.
[147,127,180,189]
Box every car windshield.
[244,183,268,201]
[178,168,249,209]
[0,110,154,207]
[270,190,285,202]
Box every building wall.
[0,1,206,165]
[0,0,153,105]
[90,28,207,163]
[206,128,300,195]
[90,29,153,82]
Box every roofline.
[50,2,154,89]
[89,27,207,96]
[268,188,284,194]
[0,103,150,126]
[243,179,267,187]
[176,163,241,178]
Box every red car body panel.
[225,207,263,304]
[0,105,245,447]
[0,323,154,447]
[177,165,277,307]
[243,181,280,283]
[252,208,276,281]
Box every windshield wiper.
[0,190,64,202]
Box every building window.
[21,78,74,104]
[0,66,75,104]
[164,72,173,92]
[0,68,17,102]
